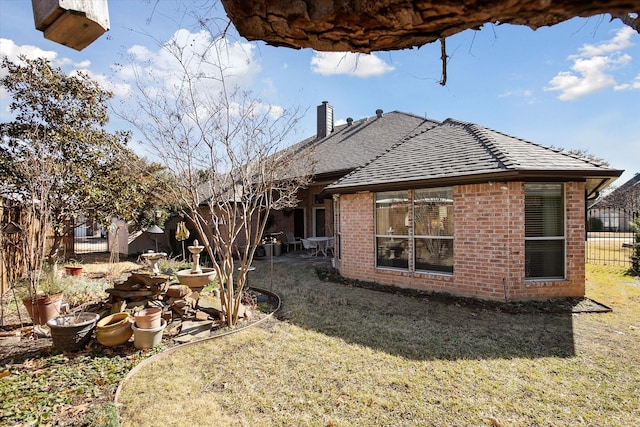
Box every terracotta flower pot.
[133,307,162,329]
[23,292,64,325]
[64,266,83,276]
[47,312,100,352]
[96,312,133,347]
[131,318,167,349]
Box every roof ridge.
[446,119,513,170]
[330,117,440,188]
[446,118,609,170]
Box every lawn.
[116,262,640,426]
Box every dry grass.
[117,262,640,426]
[76,253,141,280]
[585,237,633,268]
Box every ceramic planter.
[23,292,64,325]
[64,265,83,276]
[96,312,133,347]
[131,318,167,349]
[47,312,100,352]
[134,307,162,329]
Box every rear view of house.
[275,102,623,301]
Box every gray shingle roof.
[327,118,622,193]
[590,172,640,208]
[291,111,438,177]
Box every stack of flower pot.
[131,307,166,349]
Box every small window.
[375,191,409,269]
[414,187,454,274]
[525,183,565,279]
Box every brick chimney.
[317,101,333,139]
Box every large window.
[525,183,565,279]
[414,188,454,273]
[375,191,409,268]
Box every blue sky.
[1,0,638,185]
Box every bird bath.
[176,240,217,290]
[140,251,167,275]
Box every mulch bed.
[316,267,612,314]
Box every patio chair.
[286,232,302,252]
[326,237,335,256]
[301,238,318,256]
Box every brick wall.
[337,181,586,301]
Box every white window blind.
[525,183,565,279]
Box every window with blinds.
[525,183,565,279]
[375,191,409,269]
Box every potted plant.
[64,259,83,276]
[18,267,66,325]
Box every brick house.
[587,173,639,232]
[282,102,622,301]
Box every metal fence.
[72,219,108,254]
[73,235,108,254]
[586,207,636,267]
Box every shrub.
[630,215,640,274]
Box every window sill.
[525,279,568,287]
[415,270,453,278]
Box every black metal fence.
[72,219,108,254]
[586,207,636,267]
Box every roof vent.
[346,117,353,126]
[317,101,334,139]
[375,109,383,118]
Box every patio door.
[314,208,326,237]
[294,208,305,239]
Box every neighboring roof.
[590,173,640,208]
[327,118,622,197]
[290,111,439,179]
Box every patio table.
[307,236,333,257]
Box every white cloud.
[310,52,394,77]
[121,29,260,97]
[0,38,58,64]
[574,26,635,58]
[545,27,637,100]
[498,88,536,104]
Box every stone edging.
[114,287,281,405]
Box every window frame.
[375,190,410,270]
[413,187,454,275]
[524,182,566,280]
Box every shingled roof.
[289,111,439,179]
[326,117,622,198]
[590,172,640,208]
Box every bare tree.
[120,28,313,326]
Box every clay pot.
[23,292,64,325]
[96,312,133,347]
[134,307,162,329]
[131,318,167,349]
[47,312,100,352]
[64,266,83,276]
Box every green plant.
[14,266,65,300]
[82,402,120,427]
[587,216,603,231]
[202,277,220,292]
[64,258,83,267]
[58,276,110,307]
